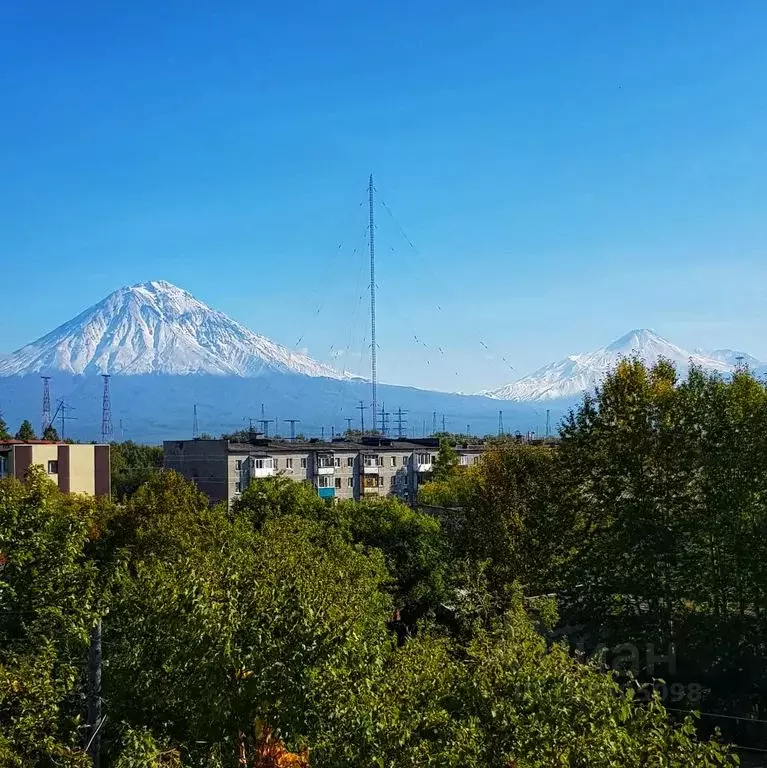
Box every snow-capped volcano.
[484,329,761,402]
[0,280,353,379]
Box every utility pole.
[257,419,273,438]
[357,399,366,434]
[442,414,446,434]
[368,174,378,434]
[395,407,408,438]
[331,425,335,439]
[53,400,76,441]
[86,619,102,768]
[432,411,437,436]
[545,409,551,438]
[41,376,52,435]
[345,417,353,433]
[498,410,504,437]
[378,403,390,436]
[283,419,300,442]
[466,424,471,436]
[193,405,199,439]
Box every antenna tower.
[283,419,300,442]
[101,375,113,442]
[545,408,551,438]
[193,405,199,438]
[432,411,437,435]
[368,174,377,433]
[41,376,52,435]
[498,410,504,436]
[258,419,274,438]
[345,417,353,432]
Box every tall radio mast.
[369,174,377,432]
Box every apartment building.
[0,440,111,496]
[164,436,487,506]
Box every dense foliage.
[1,363,747,765]
[423,358,767,749]
[109,441,163,500]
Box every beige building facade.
[0,441,110,497]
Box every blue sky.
[2,1,767,392]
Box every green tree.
[0,412,10,440]
[109,440,163,500]
[421,439,569,597]
[14,420,36,441]
[431,438,458,481]
[0,467,100,767]
[42,424,59,441]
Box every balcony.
[316,466,335,475]
[416,462,432,472]
[318,487,336,499]
[251,466,275,478]
[363,485,380,495]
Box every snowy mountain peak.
[605,328,664,351]
[484,329,762,402]
[0,281,353,380]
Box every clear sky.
[2,1,767,392]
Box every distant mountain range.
[0,283,761,440]
[0,281,538,441]
[483,329,763,402]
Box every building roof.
[0,440,108,447]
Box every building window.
[347,477,354,488]
[377,456,384,467]
[334,457,342,467]
[390,475,396,487]
[47,460,58,474]
[459,455,469,466]
[286,458,293,469]
[402,455,408,465]
[431,455,437,463]
[334,477,342,489]
[378,475,384,487]
[473,456,480,465]
[417,453,430,464]
[0,456,6,479]
[364,455,377,467]
[301,457,307,468]
[390,456,396,467]
[235,459,242,470]
[273,458,279,469]
[235,481,242,493]
[254,458,273,469]
[346,456,354,467]
[318,475,331,488]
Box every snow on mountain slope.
[484,329,761,402]
[0,280,354,379]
